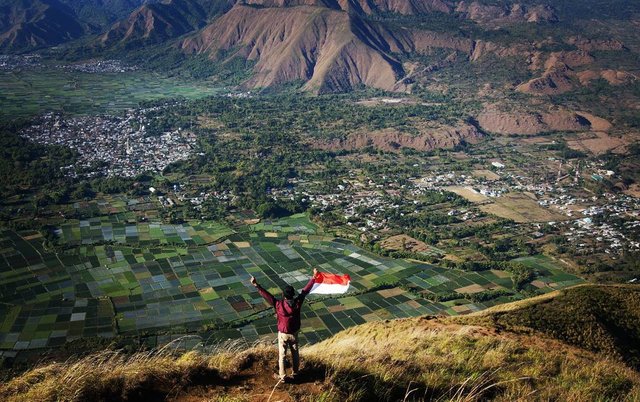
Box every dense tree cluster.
[0,121,78,200]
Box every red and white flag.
[310,272,351,295]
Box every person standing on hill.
[250,268,317,382]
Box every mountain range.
[0,0,85,51]
[1,0,639,95]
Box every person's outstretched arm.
[299,268,318,299]
[250,276,276,306]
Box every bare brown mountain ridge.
[517,48,637,95]
[92,0,567,94]
[241,0,452,15]
[311,123,482,151]
[2,0,560,52]
[181,5,403,93]
[242,0,556,21]
[98,0,454,50]
[477,107,611,136]
[455,0,557,25]
[178,3,535,93]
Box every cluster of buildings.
[0,56,135,73]
[20,111,196,178]
[417,161,640,256]
[263,178,387,230]
[224,91,253,98]
[565,217,640,255]
[415,170,509,197]
[292,159,639,256]
[57,60,138,73]
[0,54,41,70]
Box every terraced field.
[0,211,584,357]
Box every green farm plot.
[56,217,234,247]
[0,68,223,119]
[514,255,568,272]
[0,215,585,352]
[250,213,319,234]
[514,255,586,291]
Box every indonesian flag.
[310,272,351,295]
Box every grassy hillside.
[1,285,640,401]
[459,284,640,369]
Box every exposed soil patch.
[476,108,601,135]
[577,69,638,86]
[517,65,574,95]
[545,51,594,70]
[624,183,640,198]
[172,349,327,402]
[479,193,568,223]
[472,169,501,180]
[566,132,634,155]
[445,185,489,203]
[380,234,431,253]
[574,112,612,131]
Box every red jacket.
[256,278,315,334]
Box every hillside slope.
[0,0,85,51]
[242,0,452,15]
[180,4,477,93]
[181,4,406,93]
[99,0,233,46]
[2,285,640,401]
[59,0,153,29]
[459,284,640,369]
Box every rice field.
[0,68,223,119]
[0,211,585,354]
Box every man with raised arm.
[250,268,317,382]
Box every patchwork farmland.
[0,212,584,358]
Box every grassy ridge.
[2,320,639,401]
[459,284,640,369]
[2,285,640,401]
[305,318,640,401]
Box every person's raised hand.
[250,276,257,287]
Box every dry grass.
[0,339,249,402]
[444,186,489,203]
[479,193,567,223]
[3,288,640,401]
[304,318,640,401]
[3,325,639,402]
[471,170,501,181]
